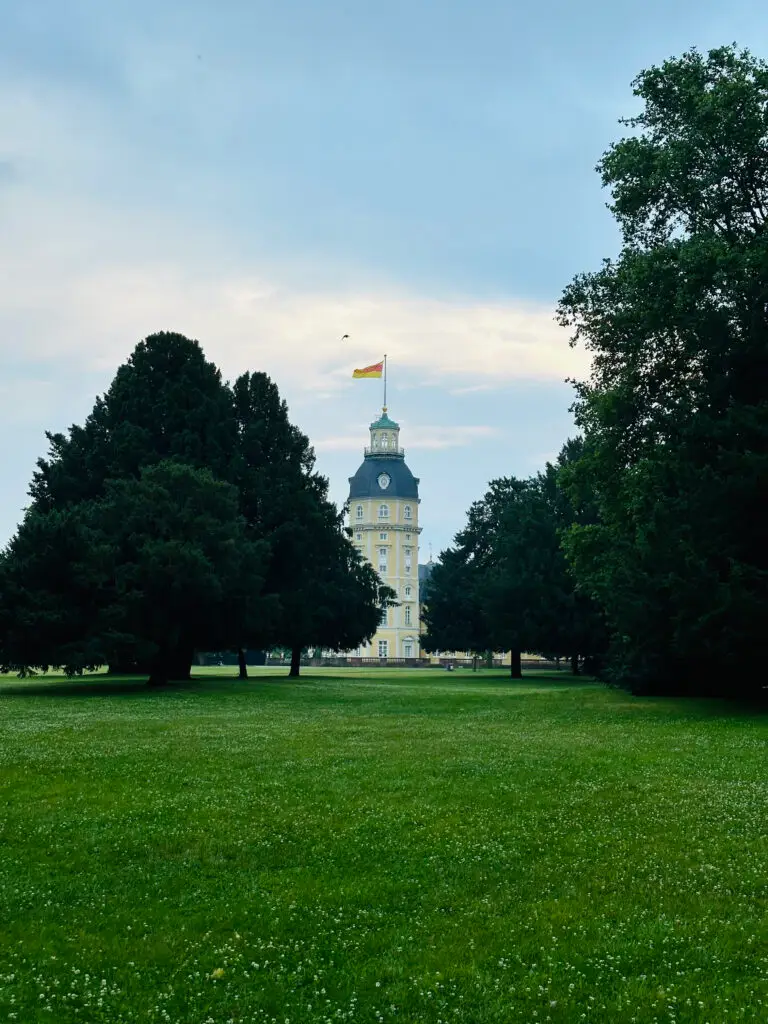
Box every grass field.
[1,668,767,1023]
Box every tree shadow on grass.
[0,674,299,699]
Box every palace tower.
[348,409,421,659]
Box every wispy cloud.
[0,191,588,393]
[315,424,501,453]
[0,67,591,399]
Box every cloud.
[0,66,592,399]
[0,190,589,397]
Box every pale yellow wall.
[347,420,422,658]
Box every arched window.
[356,504,363,520]
[378,503,389,519]
[405,586,412,598]
[380,433,389,450]
[404,505,412,520]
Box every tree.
[0,339,391,684]
[229,372,392,677]
[266,492,396,679]
[0,462,267,684]
[558,46,768,696]
[422,450,607,679]
[420,545,494,659]
[17,332,238,677]
[30,332,235,512]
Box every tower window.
[378,503,389,519]
[404,605,411,625]
[405,585,412,598]
[380,433,389,450]
[404,505,412,520]
[355,504,363,520]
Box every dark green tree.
[21,332,238,676]
[1,339,391,683]
[31,332,235,511]
[420,545,494,660]
[423,479,530,677]
[1,462,267,683]
[229,372,392,678]
[423,448,606,678]
[558,45,768,695]
[279,513,396,678]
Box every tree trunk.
[510,649,522,679]
[288,645,302,678]
[570,653,580,676]
[238,647,248,680]
[147,643,193,687]
[472,655,478,672]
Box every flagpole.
[383,353,387,410]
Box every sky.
[2,0,766,557]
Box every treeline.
[0,334,395,684]
[424,46,768,698]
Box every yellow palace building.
[347,407,422,659]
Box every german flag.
[352,360,384,379]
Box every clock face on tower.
[377,472,391,490]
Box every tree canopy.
[422,446,606,676]
[558,45,768,695]
[0,333,387,683]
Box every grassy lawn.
[1,669,767,1023]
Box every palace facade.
[348,408,422,658]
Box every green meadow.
[1,668,766,1023]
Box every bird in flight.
[341,334,349,341]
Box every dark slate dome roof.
[348,456,420,500]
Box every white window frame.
[404,605,411,625]
[404,642,413,658]
[405,585,412,598]
[378,639,388,658]
[404,505,412,520]
[378,503,389,519]
[356,504,363,520]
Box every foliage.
[2,668,768,1022]
[422,447,605,673]
[231,371,395,672]
[0,335,385,681]
[558,45,768,695]
[1,462,267,683]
